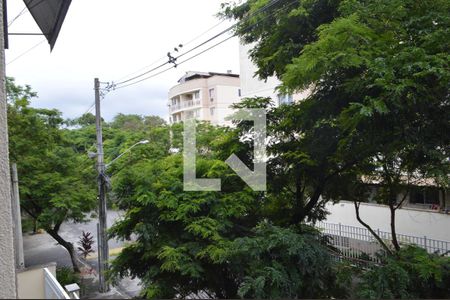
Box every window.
[210,107,215,116]
[238,89,242,97]
[194,90,200,99]
[209,88,215,102]
[410,187,440,205]
[277,93,293,105]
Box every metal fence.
[316,222,450,263]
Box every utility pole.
[10,163,24,269]
[94,78,109,292]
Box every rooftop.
[177,71,239,83]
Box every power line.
[114,34,236,91]
[112,24,235,87]
[112,0,297,90]
[7,0,46,27]
[112,0,292,89]
[114,20,227,83]
[6,39,46,65]
[8,7,27,27]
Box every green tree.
[7,77,96,271]
[225,0,450,251]
[109,122,346,298]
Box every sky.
[5,0,241,121]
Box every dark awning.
[23,0,72,50]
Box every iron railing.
[316,222,450,263]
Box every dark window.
[410,187,440,205]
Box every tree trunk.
[354,201,393,255]
[388,201,401,251]
[291,183,324,224]
[47,227,80,272]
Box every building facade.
[0,0,18,297]
[168,71,241,126]
[238,43,309,105]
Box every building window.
[210,107,215,116]
[209,88,215,102]
[238,89,242,97]
[410,187,440,205]
[194,90,200,99]
[277,93,293,105]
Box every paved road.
[24,210,126,267]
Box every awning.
[23,0,72,50]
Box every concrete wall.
[325,201,450,241]
[17,263,57,299]
[0,0,18,297]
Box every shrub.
[56,266,81,287]
[357,246,450,299]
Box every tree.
[109,122,347,298]
[224,0,450,251]
[7,77,97,271]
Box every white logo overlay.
[183,108,267,191]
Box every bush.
[227,222,350,299]
[357,246,450,299]
[56,266,80,287]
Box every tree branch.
[353,201,393,255]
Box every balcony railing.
[44,268,72,299]
[17,263,79,299]
[170,99,201,112]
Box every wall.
[325,201,450,241]
[239,43,310,104]
[0,0,18,297]
[212,85,240,125]
[239,43,280,102]
[17,263,57,299]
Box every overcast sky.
[5,0,241,121]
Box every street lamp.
[105,139,149,170]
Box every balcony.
[170,99,201,112]
[17,263,80,299]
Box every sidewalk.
[79,250,141,299]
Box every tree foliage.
[225,0,450,251]
[6,77,97,271]
[357,246,450,299]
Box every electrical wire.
[114,34,236,91]
[112,0,297,90]
[112,0,290,88]
[7,0,46,27]
[6,39,46,65]
[114,20,227,83]
[8,7,27,27]
[77,0,297,120]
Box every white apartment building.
[168,71,241,126]
[239,43,309,105]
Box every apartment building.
[168,71,241,126]
[238,43,309,105]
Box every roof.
[177,71,239,83]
